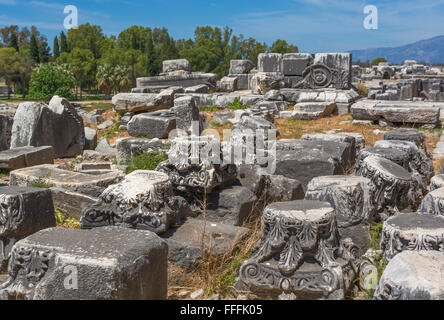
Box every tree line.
[0,24,298,100]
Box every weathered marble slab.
[0,146,53,171]
[9,164,123,189]
[351,100,442,126]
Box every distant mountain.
[349,35,444,64]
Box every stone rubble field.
[1,54,444,300]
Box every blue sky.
[1,0,443,52]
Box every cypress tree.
[9,32,19,51]
[53,36,60,58]
[60,31,68,53]
[146,34,155,76]
[30,34,40,63]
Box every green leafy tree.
[270,39,298,54]
[0,47,22,99]
[57,48,95,99]
[27,64,75,100]
[145,34,156,76]
[67,24,105,59]
[239,37,267,66]
[30,34,40,64]
[0,25,18,46]
[124,49,147,88]
[371,57,387,66]
[38,37,51,63]
[13,48,34,97]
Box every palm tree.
[114,65,131,93]
[96,64,114,99]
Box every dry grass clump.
[356,82,369,98]
[275,114,385,147]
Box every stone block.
[9,164,123,189]
[172,96,200,134]
[184,84,209,94]
[0,146,53,171]
[258,53,283,73]
[50,187,98,220]
[282,54,312,76]
[219,76,238,92]
[230,60,255,74]
[161,218,249,269]
[313,53,352,89]
[162,59,190,73]
[275,139,353,187]
[11,96,84,158]
[112,91,174,114]
[351,100,442,127]
[0,187,55,270]
[84,127,97,150]
[116,137,167,165]
[127,110,176,139]
[203,185,257,226]
[0,227,168,300]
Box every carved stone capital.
[381,212,444,261]
[80,170,184,234]
[236,200,358,299]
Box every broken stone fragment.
[127,110,176,139]
[384,128,431,158]
[430,175,444,191]
[219,76,238,92]
[0,186,56,271]
[230,59,255,75]
[419,187,444,217]
[275,139,354,187]
[356,147,411,173]
[11,96,85,158]
[161,217,249,269]
[116,137,167,165]
[374,251,444,300]
[172,96,201,134]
